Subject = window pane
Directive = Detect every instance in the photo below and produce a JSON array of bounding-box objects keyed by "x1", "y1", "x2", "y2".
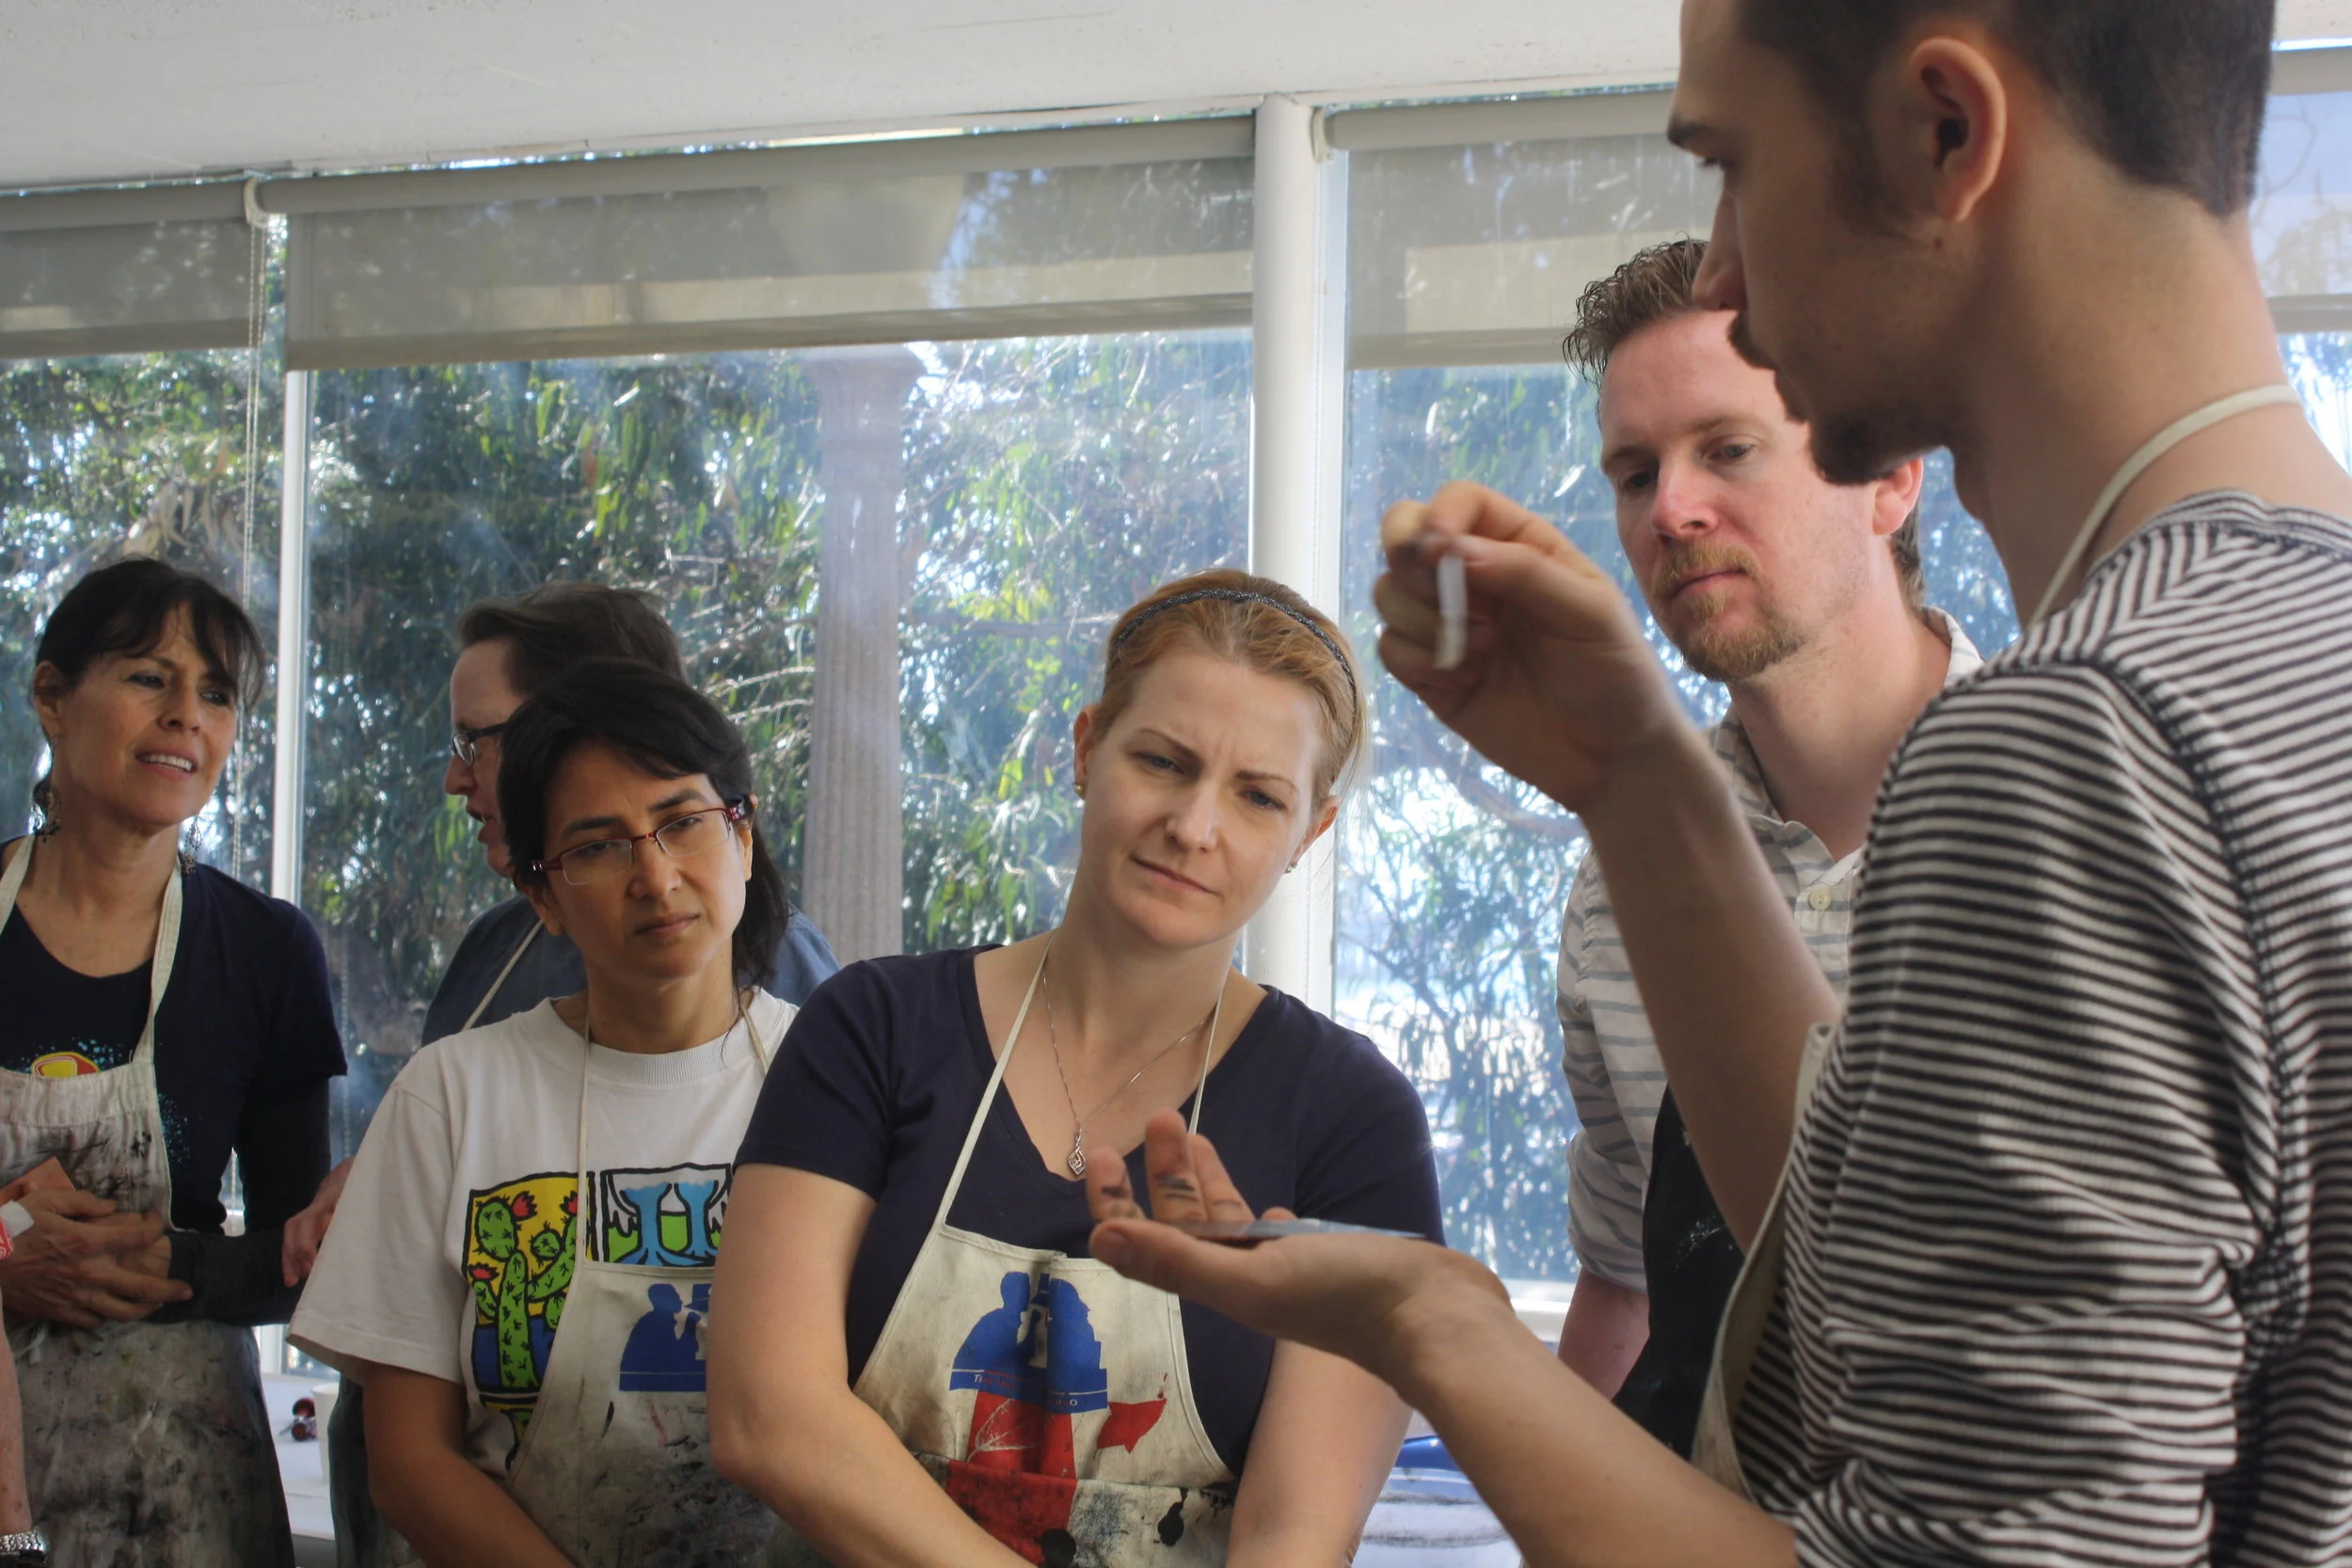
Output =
[
  {"x1": 304, "y1": 331, "x2": 1248, "y2": 1156},
  {"x1": 0, "y1": 349, "x2": 278, "y2": 881}
]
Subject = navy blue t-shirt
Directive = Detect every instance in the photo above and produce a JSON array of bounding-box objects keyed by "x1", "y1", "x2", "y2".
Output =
[
  {"x1": 0, "y1": 856, "x2": 345, "y2": 1233},
  {"x1": 736, "y1": 947, "x2": 1442, "y2": 1471}
]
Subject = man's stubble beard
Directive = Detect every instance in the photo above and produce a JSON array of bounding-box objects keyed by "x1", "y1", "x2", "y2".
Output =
[
  {"x1": 1674, "y1": 601, "x2": 1807, "y2": 683},
  {"x1": 1648, "y1": 541, "x2": 1809, "y2": 684},
  {"x1": 1727, "y1": 309, "x2": 1923, "y2": 488}
]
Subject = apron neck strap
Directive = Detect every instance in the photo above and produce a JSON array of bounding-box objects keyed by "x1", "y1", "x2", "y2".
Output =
[
  {"x1": 931, "y1": 940, "x2": 1053, "y2": 1232},
  {"x1": 0, "y1": 837, "x2": 183, "y2": 1069},
  {"x1": 2028, "y1": 385, "x2": 2302, "y2": 628},
  {"x1": 461, "y1": 922, "x2": 543, "y2": 1034},
  {"x1": 933, "y1": 939, "x2": 1229, "y2": 1235},
  {"x1": 1184, "y1": 980, "x2": 1223, "y2": 1139}
]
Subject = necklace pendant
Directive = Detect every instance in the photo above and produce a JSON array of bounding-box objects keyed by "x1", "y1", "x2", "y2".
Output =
[{"x1": 1067, "y1": 1139, "x2": 1089, "y2": 1180}]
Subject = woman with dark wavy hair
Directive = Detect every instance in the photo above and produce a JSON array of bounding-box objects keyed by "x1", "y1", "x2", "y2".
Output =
[
  {"x1": 294, "y1": 658, "x2": 794, "y2": 1568},
  {"x1": 0, "y1": 556, "x2": 344, "y2": 1566}
]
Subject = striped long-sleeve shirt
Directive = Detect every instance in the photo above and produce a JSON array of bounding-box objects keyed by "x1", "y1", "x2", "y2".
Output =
[{"x1": 1734, "y1": 494, "x2": 2352, "y2": 1565}]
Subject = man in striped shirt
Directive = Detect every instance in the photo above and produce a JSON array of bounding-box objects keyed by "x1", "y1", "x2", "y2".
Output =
[
  {"x1": 1549, "y1": 241, "x2": 1983, "y2": 1458},
  {"x1": 1084, "y1": 1, "x2": 2352, "y2": 1564}
]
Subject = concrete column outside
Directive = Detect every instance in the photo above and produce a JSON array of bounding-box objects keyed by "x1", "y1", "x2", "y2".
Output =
[{"x1": 800, "y1": 345, "x2": 925, "y2": 964}]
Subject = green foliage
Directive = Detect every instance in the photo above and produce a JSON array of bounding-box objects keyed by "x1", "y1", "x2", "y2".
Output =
[
  {"x1": 898, "y1": 333, "x2": 1249, "y2": 948},
  {"x1": 1, "y1": 333, "x2": 2025, "y2": 1290}
]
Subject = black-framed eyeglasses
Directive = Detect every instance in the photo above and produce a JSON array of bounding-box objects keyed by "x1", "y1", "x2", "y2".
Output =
[
  {"x1": 531, "y1": 800, "x2": 751, "y2": 887},
  {"x1": 450, "y1": 721, "x2": 509, "y2": 765}
]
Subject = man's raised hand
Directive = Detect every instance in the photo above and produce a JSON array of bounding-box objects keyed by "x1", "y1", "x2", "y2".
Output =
[{"x1": 1377, "y1": 481, "x2": 1688, "y2": 818}]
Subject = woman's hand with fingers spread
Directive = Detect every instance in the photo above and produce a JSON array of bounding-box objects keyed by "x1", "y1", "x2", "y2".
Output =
[
  {"x1": 1083, "y1": 1110, "x2": 1293, "y2": 1228},
  {"x1": 1085, "y1": 1111, "x2": 1510, "y2": 1390},
  {"x1": 1375, "y1": 481, "x2": 1692, "y2": 819}
]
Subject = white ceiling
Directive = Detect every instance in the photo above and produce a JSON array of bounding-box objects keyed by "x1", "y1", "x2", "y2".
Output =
[{"x1": 8, "y1": 0, "x2": 2352, "y2": 193}]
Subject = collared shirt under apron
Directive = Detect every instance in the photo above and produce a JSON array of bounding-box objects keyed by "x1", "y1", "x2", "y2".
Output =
[
  {"x1": 769, "y1": 947, "x2": 1236, "y2": 1568},
  {"x1": 0, "y1": 840, "x2": 294, "y2": 1568}
]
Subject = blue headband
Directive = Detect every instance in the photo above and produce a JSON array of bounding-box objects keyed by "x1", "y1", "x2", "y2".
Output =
[{"x1": 1107, "y1": 588, "x2": 1357, "y2": 698}]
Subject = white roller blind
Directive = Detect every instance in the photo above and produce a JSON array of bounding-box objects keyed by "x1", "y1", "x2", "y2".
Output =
[
  {"x1": 280, "y1": 119, "x2": 1255, "y2": 369},
  {"x1": 1334, "y1": 92, "x2": 1712, "y2": 369},
  {"x1": 1337, "y1": 61, "x2": 2352, "y2": 365},
  {"x1": 0, "y1": 184, "x2": 255, "y2": 361}
]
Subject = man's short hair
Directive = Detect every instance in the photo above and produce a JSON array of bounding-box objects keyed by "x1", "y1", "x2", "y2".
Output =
[
  {"x1": 1566, "y1": 239, "x2": 1926, "y2": 611},
  {"x1": 456, "y1": 581, "x2": 686, "y2": 701},
  {"x1": 1739, "y1": 0, "x2": 2274, "y2": 219},
  {"x1": 1563, "y1": 238, "x2": 1710, "y2": 386}
]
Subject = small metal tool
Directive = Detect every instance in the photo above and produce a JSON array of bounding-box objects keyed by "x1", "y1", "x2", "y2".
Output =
[
  {"x1": 1435, "y1": 552, "x2": 1469, "y2": 671},
  {"x1": 1168, "y1": 1217, "x2": 1424, "y2": 1247}
]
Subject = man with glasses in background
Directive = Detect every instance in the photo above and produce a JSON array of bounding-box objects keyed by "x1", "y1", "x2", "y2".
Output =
[{"x1": 284, "y1": 582, "x2": 837, "y2": 1568}]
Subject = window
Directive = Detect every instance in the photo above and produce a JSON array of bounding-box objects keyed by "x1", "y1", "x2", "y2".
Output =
[
  {"x1": 304, "y1": 331, "x2": 1248, "y2": 1157},
  {"x1": 278, "y1": 123, "x2": 1258, "y2": 1152}
]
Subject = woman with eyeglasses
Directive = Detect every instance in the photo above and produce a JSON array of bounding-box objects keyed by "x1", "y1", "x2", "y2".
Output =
[
  {"x1": 293, "y1": 658, "x2": 796, "y2": 1568},
  {"x1": 707, "y1": 571, "x2": 1442, "y2": 1568}
]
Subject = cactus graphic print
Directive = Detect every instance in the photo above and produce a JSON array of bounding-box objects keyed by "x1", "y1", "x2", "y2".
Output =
[
  {"x1": 467, "y1": 1163, "x2": 735, "y2": 1453},
  {"x1": 289, "y1": 993, "x2": 794, "y2": 1483}
]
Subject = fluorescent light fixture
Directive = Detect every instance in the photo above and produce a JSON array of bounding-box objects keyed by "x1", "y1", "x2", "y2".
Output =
[{"x1": 2279, "y1": 37, "x2": 2352, "y2": 52}]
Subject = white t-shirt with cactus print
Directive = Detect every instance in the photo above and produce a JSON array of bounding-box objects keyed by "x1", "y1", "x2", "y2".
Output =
[{"x1": 292, "y1": 991, "x2": 792, "y2": 1476}]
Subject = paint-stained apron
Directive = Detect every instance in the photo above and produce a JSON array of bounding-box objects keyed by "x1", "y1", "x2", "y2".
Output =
[
  {"x1": 0, "y1": 841, "x2": 294, "y2": 1568},
  {"x1": 769, "y1": 948, "x2": 1235, "y2": 1568},
  {"x1": 385, "y1": 1002, "x2": 780, "y2": 1567}
]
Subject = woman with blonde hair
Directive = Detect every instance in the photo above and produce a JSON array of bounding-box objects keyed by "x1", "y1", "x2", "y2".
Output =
[{"x1": 709, "y1": 569, "x2": 1441, "y2": 1567}]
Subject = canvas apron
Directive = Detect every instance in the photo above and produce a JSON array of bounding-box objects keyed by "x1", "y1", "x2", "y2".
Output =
[
  {"x1": 770, "y1": 950, "x2": 1235, "y2": 1568},
  {"x1": 0, "y1": 841, "x2": 294, "y2": 1568},
  {"x1": 389, "y1": 1000, "x2": 780, "y2": 1566}
]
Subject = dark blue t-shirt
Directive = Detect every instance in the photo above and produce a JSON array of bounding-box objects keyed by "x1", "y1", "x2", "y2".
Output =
[
  {"x1": 736, "y1": 947, "x2": 1442, "y2": 1471},
  {"x1": 0, "y1": 857, "x2": 345, "y2": 1233}
]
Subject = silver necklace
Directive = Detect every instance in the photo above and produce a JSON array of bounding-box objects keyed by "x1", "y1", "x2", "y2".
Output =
[{"x1": 1040, "y1": 970, "x2": 1218, "y2": 1179}]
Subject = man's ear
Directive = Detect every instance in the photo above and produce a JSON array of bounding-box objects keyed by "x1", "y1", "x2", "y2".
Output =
[
  {"x1": 1885, "y1": 32, "x2": 2010, "y2": 227},
  {"x1": 520, "y1": 877, "x2": 566, "y2": 940},
  {"x1": 1873, "y1": 456, "x2": 1929, "y2": 538}
]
